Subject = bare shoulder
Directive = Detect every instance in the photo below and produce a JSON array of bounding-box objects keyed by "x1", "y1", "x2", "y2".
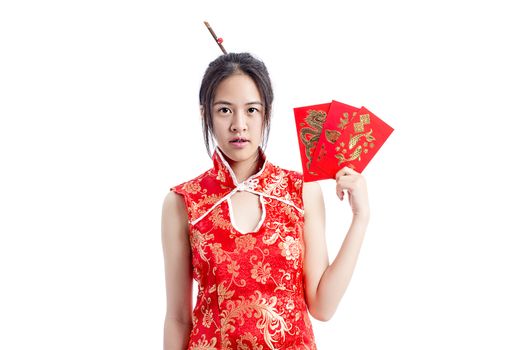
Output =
[
  {"x1": 163, "y1": 190, "x2": 187, "y2": 214},
  {"x1": 161, "y1": 191, "x2": 189, "y2": 239},
  {"x1": 302, "y1": 181, "x2": 324, "y2": 209}
]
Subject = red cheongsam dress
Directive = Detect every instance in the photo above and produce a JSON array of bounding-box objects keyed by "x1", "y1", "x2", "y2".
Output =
[{"x1": 171, "y1": 148, "x2": 317, "y2": 350}]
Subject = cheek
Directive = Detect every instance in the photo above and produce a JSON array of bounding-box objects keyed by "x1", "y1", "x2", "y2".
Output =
[
  {"x1": 211, "y1": 117, "x2": 227, "y2": 132},
  {"x1": 252, "y1": 116, "x2": 264, "y2": 133},
  {"x1": 210, "y1": 120, "x2": 225, "y2": 140}
]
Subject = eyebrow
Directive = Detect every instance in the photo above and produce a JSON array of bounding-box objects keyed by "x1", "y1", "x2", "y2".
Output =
[{"x1": 213, "y1": 101, "x2": 263, "y2": 106}]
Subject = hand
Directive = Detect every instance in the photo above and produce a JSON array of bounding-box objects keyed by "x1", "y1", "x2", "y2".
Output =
[{"x1": 335, "y1": 167, "x2": 370, "y2": 217}]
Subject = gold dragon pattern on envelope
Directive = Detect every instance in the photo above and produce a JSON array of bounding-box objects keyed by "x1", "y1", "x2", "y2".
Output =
[{"x1": 171, "y1": 148, "x2": 317, "y2": 350}]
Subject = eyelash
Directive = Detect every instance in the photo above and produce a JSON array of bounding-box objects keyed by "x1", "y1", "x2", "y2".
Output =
[
  {"x1": 217, "y1": 107, "x2": 259, "y2": 114},
  {"x1": 218, "y1": 107, "x2": 231, "y2": 114}
]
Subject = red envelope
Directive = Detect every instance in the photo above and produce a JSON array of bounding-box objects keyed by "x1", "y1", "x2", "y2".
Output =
[
  {"x1": 309, "y1": 100, "x2": 359, "y2": 178},
  {"x1": 293, "y1": 102, "x2": 332, "y2": 182},
  {"x1": 310, "y1": 101, "x2": 394, "y2": 176}
]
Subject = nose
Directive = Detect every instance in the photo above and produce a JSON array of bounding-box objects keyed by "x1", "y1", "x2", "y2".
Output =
[{"x1": 230, "y1": 111, "x2": 247, "y2": 133}]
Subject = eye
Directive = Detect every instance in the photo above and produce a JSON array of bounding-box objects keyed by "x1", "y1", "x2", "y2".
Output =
[
  {"x1": 217, "y1": 107, "x2": 231, "y2": 114},
  {"x1": 247, "y1": 107, "x2": 259, "y2": 114}
]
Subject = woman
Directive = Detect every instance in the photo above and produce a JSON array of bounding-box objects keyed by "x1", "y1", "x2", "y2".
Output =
[{"x1": 162, "y1": 52, "x2": 369, "y2": 349}]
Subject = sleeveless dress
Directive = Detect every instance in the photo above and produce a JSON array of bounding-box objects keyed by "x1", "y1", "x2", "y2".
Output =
[{"x1": 171, "y1": 148, "x2": 317, "y2": 350}]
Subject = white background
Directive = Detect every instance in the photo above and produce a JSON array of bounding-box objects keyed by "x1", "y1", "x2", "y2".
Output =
[{"x1": 1, "y1": 0, "x2": 523, "y2": 349}]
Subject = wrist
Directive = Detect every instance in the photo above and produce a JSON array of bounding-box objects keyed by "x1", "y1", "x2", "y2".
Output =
[{"x1": 352, "y1": 210, "x2": 370, "y2": 223}]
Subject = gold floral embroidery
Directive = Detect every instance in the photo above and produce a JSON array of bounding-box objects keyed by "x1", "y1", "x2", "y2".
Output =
[
  {"x1": 227, "y1": 260, "x2": 240, "y2": 278},
  {"x1": 190, "y1": 228, "x2": 214, "y2": 263},
  {"x1": 217, "y1": 281, "x2": 235, "y2": 306},
  {"x1": 237, "y1": 332, "x2": 264, "y2": 350},
  {"x1": 294, "y1": 311, "x2": 301, "y2": 322},
  {"x1": 202, "y1": 309, "x2": 213, "y2": 328},
  {"x1": 209, "y1": 207, "x2": 230, "y2": 230},
  {"x1": 251, "y1": 261, "x2": 271, "y2": 284},
  {"x1": 264, "y1": 220, "x2": 293, "y2": 240},
  {"x1": 210, "y1": 243, "x2": 227, "y2": 264},
  {"x1": 183, "y1": 180, "x2": 203, "y2": 195},
  {"x1": 220, "y1": 291, "x2": 289, "y2": 350},
  {"x1": 216, "y1": 169, "x2": 226, "y2": 182},
  {"x1": 279, "y1": 236, "x2": 300, "y2": 261},
  {"x1": 273, "y1": 269, "x2": 294, "y2": 293},
  {"x1": 286, "y1": 299, "x2": 295, "y2": 311},
  {"x1": 279, "y1": 203, "x2": 300, "y2": 223},
  {"x1": 234, "y1": 235, "x2": 256, "y2": 253},
  {"x1": 189, "y1": 193, "x2": 223, "y2": 222},
  {"x1": 262, "y1": 171, "x2": 289, "y2": 198},
  {"x1": 189, "y1": 335, "x2": 217, "y2": 350},
  {"x1": 262, "y1": 231, "x2": 279, "y2": 245},
  {"x1": 292, "y1": 177, "x2": 303, "y2": 192}
]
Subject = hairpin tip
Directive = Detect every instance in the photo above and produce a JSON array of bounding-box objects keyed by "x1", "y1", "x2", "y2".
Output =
[{"x1": 203, "y1": 21, "x2": 227, "y2": 55}]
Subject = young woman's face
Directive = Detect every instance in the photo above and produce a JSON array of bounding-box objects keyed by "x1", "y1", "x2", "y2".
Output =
[{"x1": 211, "y1": 73, "x2": 264, "y2": 163}]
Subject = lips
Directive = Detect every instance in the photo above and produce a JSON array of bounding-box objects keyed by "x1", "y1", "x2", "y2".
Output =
[
  {"x1": 229, "y1": 137, "x2": 249, "y2": 143},
  {"x1": 229, "y1": 137, "x2": 250, "y2": 149}
]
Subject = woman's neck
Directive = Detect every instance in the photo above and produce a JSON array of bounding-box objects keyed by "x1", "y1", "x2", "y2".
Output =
[{"x1": 228, "y1": 152, "x2": 262, "y2": 183}]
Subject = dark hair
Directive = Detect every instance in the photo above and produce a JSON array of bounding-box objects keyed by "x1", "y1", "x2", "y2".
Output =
[{"x1": 199, "y1": 52, "x2": 274, "y2": 156}]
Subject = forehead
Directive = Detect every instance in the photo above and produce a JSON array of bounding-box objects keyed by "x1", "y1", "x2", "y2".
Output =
[{"x1": 213, "y1": 73, "x2": 262, "y2": 103}]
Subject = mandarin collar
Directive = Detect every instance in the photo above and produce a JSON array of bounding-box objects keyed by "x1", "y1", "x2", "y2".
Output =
[{"x1": 212, "y1": 147, "x2": 270, "y2": 190}]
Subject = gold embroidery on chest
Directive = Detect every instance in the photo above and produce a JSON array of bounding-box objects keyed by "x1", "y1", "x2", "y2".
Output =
[
  {"x1": 262, "y1": 171, "x2": 289, "y2": 197},
  {"x1": 234, "y1": 235, "x2": 256, "y2": 253},
  {"x1": 190, "y1": 193, "x2": 223, "y2": 221},
  {"x1": 209, "y1": 207, "x2": 230, "y2": 230}
]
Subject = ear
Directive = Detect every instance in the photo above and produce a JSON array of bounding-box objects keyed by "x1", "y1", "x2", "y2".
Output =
[{"x1": 199, "y1": 105, "x2": 205, "y2": 119}]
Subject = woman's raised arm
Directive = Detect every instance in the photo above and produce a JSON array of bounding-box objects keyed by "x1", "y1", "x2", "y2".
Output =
[{"x1": 302, "y1": 167, "x2": 370, "y2": 321}]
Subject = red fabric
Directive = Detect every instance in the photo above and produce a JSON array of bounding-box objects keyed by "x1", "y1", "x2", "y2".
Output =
[{"x1": 171, "y1": 148, "x2": 317, "y2": 350}]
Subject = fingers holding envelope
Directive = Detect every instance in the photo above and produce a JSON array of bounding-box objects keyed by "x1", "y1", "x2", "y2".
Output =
[{"x1": 335, "y1": 167, "x2": 370, "y2": 217}]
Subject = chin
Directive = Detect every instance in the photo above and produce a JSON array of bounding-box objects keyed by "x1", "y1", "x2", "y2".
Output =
[{"x1": 218, "y1": 144, "x2": 259, "y2": 163}]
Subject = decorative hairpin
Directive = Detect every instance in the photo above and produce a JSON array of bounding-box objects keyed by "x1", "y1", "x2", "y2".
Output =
[{"x1": 204, "y1": 21, "x2": 227, "y2": 54}]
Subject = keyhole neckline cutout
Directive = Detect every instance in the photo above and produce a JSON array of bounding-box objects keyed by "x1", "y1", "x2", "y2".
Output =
[{"x1": 227, "y1": 194, "x2": 266, "y2": 235}]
